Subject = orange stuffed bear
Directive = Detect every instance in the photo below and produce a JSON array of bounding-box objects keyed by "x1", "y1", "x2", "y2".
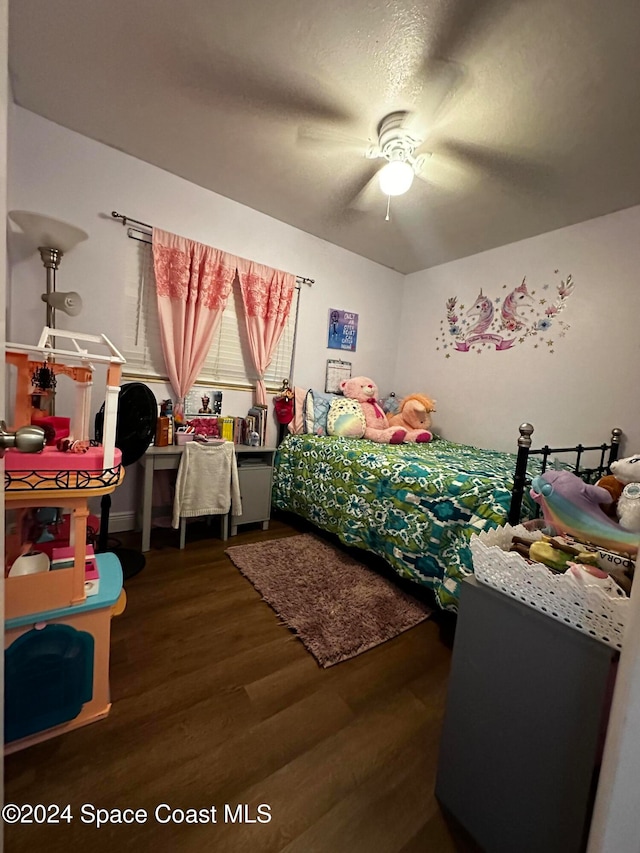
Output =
[{"x1": 388, "y1": 394, "x2": 436, "y2": 442}]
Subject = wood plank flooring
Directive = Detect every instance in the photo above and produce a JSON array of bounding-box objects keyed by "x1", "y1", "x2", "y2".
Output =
[{"x1": 4, "y1": 517, "x2": 481, "y2": 853}]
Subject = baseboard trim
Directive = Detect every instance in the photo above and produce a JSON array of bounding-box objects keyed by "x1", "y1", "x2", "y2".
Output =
[{"x1": 110, "y1": 511, "x2": 137, "y2": 533}]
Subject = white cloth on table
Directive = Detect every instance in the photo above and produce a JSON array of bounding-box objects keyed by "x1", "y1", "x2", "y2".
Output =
[{"x1": 172, "y1": 441, "x2": 242, "y2": 529}]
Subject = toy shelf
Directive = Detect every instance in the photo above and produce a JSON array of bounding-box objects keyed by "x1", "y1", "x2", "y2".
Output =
[{"x1": 5, "y1": 478, "x2": 123, "y2": 621}]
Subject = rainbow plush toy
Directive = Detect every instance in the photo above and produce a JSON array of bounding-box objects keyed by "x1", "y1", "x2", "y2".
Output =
[{"x1": 530, "y1": 470, "x2": 640, "y2": 555}]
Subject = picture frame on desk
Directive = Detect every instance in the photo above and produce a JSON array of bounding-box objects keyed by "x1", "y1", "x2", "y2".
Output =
[{"x1": 184, "y1": 388, "x2": 222, "y2": 416}]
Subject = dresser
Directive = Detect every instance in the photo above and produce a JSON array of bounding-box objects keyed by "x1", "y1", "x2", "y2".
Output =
[{"x1": 435, "y1": 576, "x2": 618, "y2": 853}]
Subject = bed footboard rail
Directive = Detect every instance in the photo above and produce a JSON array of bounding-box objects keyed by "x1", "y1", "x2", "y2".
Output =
[{"x1": 508, "y1": 425, "x2": 622, "y2": 525}]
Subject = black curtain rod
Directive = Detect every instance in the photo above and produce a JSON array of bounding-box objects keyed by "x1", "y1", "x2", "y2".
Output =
[{"x1": 111, "y1": 211, "x2": 315, "y2": 286}]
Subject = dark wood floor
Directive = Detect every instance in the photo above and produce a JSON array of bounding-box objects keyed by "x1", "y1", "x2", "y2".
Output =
[{"x1": 5, "y1": 517, "x2": 481, "y2": 853}]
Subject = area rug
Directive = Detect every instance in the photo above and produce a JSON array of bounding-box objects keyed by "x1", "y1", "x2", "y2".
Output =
[{"x1": 225, "y1": 533, "x2": 432, "y2": 667}]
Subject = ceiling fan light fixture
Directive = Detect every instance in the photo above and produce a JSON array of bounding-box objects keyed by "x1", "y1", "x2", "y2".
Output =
[{"x1": 378, "y1": 160, "x2": 415, "y2": 196}]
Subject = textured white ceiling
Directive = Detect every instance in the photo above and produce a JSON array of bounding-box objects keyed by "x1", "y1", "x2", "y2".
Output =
[{"x1": 8, "y1": 0, "x2": 640, "y2": 273}]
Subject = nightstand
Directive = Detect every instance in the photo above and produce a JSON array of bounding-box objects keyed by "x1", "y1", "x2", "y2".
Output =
[{"x1": 231, "y1": 446, "x2": 277, "y2": 535}]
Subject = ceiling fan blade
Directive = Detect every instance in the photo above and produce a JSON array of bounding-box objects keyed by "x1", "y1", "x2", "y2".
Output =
[
  {"x1": 414, "y1": 153, "x2": 472, "y2": 193},
  {"x1": 407, "y1": 1, "x2": 525, "y2": 135},
  {"x1": 425, "y1": 0, "x2": 516, "y2": 64},
  {"x1": 340, "y1": 163, "x2": 384, "y2": 213},
  {"x1": 407, "y1": 59, "x2": 469, "y2": 133},
  {"x1": 296, "y1": 125, "x2": 372, "y2": 154},
  {"x1": 435, "y1": 140, "x2": 552, "y2": 193},
  {"x1": 176, "y1": 51, "x2": 351, "y2": 123}
]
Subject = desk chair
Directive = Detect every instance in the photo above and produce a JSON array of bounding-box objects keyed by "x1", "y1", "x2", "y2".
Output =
[{"x1": 172, "y1": 441, "x2": 242, "y2": 549}]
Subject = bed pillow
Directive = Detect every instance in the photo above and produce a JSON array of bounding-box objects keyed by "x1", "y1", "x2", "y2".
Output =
[
  {"x1": 303, "y1": 390, "x2": 337, "y2": 435},
  {"x1": 287, "y1": 386, "x2": 309, "y2": 435},
  {"x1": 327, "y1": 397, "x2": 366, "y2": 438}
]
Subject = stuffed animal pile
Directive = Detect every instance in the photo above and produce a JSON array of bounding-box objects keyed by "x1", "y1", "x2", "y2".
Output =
[
  {"x1": 597, "y1": 455, "x2": 640, "y2": 532},
  {"x1": 339, "y1": 377, "x2": 432, "y2": 444}
]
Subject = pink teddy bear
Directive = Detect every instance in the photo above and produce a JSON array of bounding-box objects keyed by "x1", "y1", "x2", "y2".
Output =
[{"x1": 340, "y1": 376, "x2": 431, "y2": 444}]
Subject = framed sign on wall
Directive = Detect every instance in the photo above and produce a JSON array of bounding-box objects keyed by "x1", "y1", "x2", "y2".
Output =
[{"x1": 328, "y1": 309, "x2": 358, "y2": 352}]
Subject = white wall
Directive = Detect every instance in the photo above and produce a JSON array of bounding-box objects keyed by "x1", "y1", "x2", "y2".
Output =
[
  {"x1": 7, "y1": 106, "x2": 403, "y2": 520},
  {"x1": 395, "y1": 205, "x2": 640, "y2": 456}
]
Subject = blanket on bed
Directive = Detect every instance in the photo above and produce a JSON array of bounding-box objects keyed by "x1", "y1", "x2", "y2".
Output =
[{"x1": 272, "y1": 434, "x2": 538, "y2": 610}]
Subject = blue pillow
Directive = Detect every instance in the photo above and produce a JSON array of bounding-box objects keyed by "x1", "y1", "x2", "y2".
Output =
[{"x1": 303, "y1": 390, "x2": 337, "y2": 435}]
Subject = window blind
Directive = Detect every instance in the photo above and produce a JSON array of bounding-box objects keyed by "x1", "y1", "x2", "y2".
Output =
[{"x1": 122, "y1": 240, "x2": 299, "y2": 390}]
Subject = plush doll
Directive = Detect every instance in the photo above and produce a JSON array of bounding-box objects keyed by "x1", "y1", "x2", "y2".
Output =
[
  {"x1": 388, "y1": 394, "x2": 436, "y2": 442},
  {"x1": 340, "y1": 376, "x2": 407, "y2": 444},
  {"x1": 601, "y1": 455, "x2": 640, "y2": 532}
]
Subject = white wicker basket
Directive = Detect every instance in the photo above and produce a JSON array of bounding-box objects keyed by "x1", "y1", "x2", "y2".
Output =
[{"x1": 471, "y1": 524, "x2": 630, "y2": 650}]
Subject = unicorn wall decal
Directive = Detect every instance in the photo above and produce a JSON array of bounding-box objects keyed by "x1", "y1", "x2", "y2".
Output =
[
  {"x1": 466, "y1": 290, "x2": 494, "y2": 336},
  {"x1": 439, "y1": 271, "x2": 576, "y2": 355},
  {"x1": 501, "y1": 278, "x2": 534, "y2": 332}
]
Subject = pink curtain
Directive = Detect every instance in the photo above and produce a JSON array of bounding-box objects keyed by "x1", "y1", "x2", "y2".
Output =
[
  {"x1": 152, "y1": 228, "x2": 236, "y2": 400},
  {"x1": 236, "y1": 259, "x2": 296, "y2": 405}
]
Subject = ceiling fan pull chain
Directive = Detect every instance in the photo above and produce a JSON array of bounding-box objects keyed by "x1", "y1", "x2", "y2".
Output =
[{"x1": 385, "y1": 195, "x2": 391, "y2": 222}]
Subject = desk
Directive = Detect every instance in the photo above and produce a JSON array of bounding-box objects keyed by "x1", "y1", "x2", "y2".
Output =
[{"x1": 138, "y1": 443, "x2": 276, "y2": 551}]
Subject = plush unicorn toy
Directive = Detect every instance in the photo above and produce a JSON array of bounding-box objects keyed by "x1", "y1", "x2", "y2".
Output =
[{"x1": 530, "y1": 470, "x2": 640, "y2": 554}]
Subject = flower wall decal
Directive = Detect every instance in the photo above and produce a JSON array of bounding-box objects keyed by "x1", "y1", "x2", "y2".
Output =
[{"x1": 436, "y1": 272, "x2": 574, "y2": 355}]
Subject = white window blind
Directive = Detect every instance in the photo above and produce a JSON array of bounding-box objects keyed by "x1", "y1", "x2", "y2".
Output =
[{"x1": 122, "y1": 240, "x2": 299, "y2": 390}]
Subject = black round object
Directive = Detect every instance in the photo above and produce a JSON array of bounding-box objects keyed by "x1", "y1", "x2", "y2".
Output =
[
  {"x1": 95, "y1": 382, "x2": 157, "y2": 466},
  {"x1": 95, "y1": 382, "x2": 157, "y2": 579}
]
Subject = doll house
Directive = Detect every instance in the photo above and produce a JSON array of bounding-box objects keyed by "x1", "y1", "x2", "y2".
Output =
[{"x1": 4, "y1": 327, "x2": 126, "y2": 752}]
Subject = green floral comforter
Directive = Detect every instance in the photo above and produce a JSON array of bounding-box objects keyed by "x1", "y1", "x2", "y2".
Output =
[{"x1": 272, "y1": 434, "x2": 537, "y2": 611}]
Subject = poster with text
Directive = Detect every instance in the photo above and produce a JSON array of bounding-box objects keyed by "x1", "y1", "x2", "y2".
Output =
[{"x1": 328, "y1": 309, "x2": 358, "y2": 352}]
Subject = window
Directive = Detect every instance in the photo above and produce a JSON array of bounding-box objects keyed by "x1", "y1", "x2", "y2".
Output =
[{"x1": 122, "y1": 240, "x2": 299, "y2": 390}]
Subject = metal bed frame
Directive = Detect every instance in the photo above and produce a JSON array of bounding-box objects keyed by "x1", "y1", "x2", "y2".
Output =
[{"x1": 508, "y1": 423, "x2": 623, "y2": 525}]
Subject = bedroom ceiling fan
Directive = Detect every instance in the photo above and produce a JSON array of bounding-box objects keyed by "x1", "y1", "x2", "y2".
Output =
[
  {"x1": 306, "y1": 104, "x2": 467, "y2": 221},
  {"x1": 361, "y1": 110, "x2": 435, "y2": 218}
]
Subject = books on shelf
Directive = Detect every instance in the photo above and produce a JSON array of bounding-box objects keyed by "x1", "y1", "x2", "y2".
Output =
[
  {"x1": 247, "y1": 405, "x2": 268, "y2": 446},
  {"x1": 51, "y1": 545, "x2": 100, "y2": 597}
]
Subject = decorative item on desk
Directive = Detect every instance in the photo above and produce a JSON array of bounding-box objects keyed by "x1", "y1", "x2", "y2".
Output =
[
  {"x1": 176, "y1": 426, "x2": 195, "y2": 446},
  {"x1": 184, "y1": 387, "x2": 222, "y2": 416},
  {"x1": 187, "y1": 417, "x2": 220, "y2": 439},
  {"x1": 155, "y1": 415, "x2": 171, "y2": 447}
]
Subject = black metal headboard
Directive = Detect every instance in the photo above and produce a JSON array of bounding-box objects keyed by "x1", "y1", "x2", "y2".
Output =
[{"x1": 508, "y1": 423, "x2": 623, "y2": 525}]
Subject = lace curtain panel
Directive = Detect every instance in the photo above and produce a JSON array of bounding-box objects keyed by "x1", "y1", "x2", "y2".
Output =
[
  {"x1": 152, "y1": 227, "x2": 236, "y2": 399},
  {"x1": 236, "y1": 259, "x2": 296, "y2": 405},
  {"x1": 153, "y1": 227, "x2": 296, "y2": 404}
]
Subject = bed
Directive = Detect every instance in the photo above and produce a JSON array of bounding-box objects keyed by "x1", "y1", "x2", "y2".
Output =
[{"x1": 271, "y1": 424, "x2": 622, "y2": 611}]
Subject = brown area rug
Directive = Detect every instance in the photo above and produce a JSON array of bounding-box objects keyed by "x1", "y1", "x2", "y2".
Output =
[{"x1": 225, "y1": 533, "x2": 432, "y2": 667}]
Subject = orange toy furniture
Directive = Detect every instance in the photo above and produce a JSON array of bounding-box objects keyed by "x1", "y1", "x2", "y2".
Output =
[{"x1": 4, "y1": 327, "x2": 127, "y2": 752}]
